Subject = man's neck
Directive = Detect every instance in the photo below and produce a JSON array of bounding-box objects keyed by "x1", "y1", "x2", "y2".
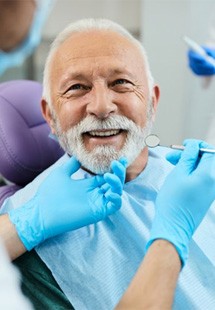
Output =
[{"x1": 125, "y1": 147, "x2": 148, "y2": 182}]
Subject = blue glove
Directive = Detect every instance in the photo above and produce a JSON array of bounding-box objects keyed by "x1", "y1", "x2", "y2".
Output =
[
  {"x1": 188, "y1": 47, "x2": 215, "y2": 75},
  {"x1": 9, "y1": 156, "x2": 127, "y2": 251},
  {"x1": 146, "y1": 139, "x2": 215, "y2": 266}
]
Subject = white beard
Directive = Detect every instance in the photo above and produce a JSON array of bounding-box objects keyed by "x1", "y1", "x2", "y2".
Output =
[{"x1": 53, "y1": 108, "x2": 153, "y2": 174}]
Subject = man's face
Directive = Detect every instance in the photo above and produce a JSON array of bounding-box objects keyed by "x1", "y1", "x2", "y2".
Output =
[{"x1": 43, "y1": 30, "x2": 159, "y2": 174}]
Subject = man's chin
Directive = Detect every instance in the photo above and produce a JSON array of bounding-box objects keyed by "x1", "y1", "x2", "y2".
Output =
[
  {"x1": 72, "y1": 145, "x2": 121, "y2": 175},
  {"x1": 78, "y1": 156, "x2": 114, "y2": 175},
  {"x1": 80, "y1": 165, "x2": 109, "y2": 175}
]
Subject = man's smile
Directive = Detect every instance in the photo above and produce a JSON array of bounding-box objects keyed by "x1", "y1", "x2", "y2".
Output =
[
  {"x1": 82, "y1": 129, "x2": 127, "y2": 149},
  {"x1": 84, "y1": 129, "x2": 123, "y2": 137}
]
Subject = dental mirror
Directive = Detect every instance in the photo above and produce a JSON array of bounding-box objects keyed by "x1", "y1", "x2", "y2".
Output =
[
  {"x1": 145, "y1": 134, "x2": 215, "y2": 154},
  {"x1": 145, "y1": 134, "x2": 160, "y2": 148}
]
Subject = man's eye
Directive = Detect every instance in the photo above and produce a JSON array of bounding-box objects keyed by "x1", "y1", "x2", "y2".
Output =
[
  {"x1": 63, "y1": 84, "x2": 91, "y2": 98},
  {"x1": 68, "y1": 84, "x2": 90, "y2": 91},
  {"x1": 71, "y1": 84, "x2": 82, "y2": 90},
  {"x1": 112, "y1": 79, "x2": 129, "y2": 86},
  {"x1": 110, "y1": 79, "x2": 134, "y2": 92}
]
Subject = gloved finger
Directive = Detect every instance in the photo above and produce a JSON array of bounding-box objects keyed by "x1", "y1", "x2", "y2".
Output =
[
  {"x1": 194, "y1": 141, "x2": 215, "y2": 174},
  {"x1": 199, "y1": 141, "x2": 215, "y2": 160},
  {"x1": 105, "y1": 194, "x2": 122, "y2": 214},
  {"x1": 189, "y1": 61, "x2": 210, "y2": 74},
  {"x1": 166, "y1": 139, "x2": 203, "y2": 165},
  {"x1": 199, "y1": 141, "x2": 215, "y2": 150},
  {"x1": 188, "y1": 50, "x2": 204, "y2": 62},
  {"x1": 100, "y1": 183, "x2": 110, "y2": 193},
  {"x1": 76, "y1": 174, "x2": 105, "y2": 189},
  {"x1": 91, "y1": 175, "x2": 106, "y2": 187},
  {"x1": 195, "y1": 141, "x2": 214, "y2": 160},
  {"x1": 189, "y1": 55, "x2": 215, "y2": 75},
  {"x1": 166, "y1": 150, "x2": 182, "y2": 165},
  {"x1": 176, "y1": 139, "x2": 201, "y2": 174},
  {"x1": 189, "y1": 64, "x2": 207, "y2": 76},
  {"x1": 110, "y1": 158, "x2": 127, "y2": 185},
  {"x1": 184, "y1": 139, "x2": 214, "y2": 158},
  {"x1": 188, "y1": 50, "x2": 212, "y2": 75},
  {"x1": 104, "y1": 173, "x2": 123, "y2": 194},
  {"x1": 202, "y1": 46, "x2": 215, "y2": 58},
  {"x1": 194, "y1": 153, "x2": 215, "y2": 179},
  {"x1": 119, "y1": 157, "x2": 128, "y2": 168},
  {"x1": 183, "y1": 138, "x2": 204, "y2": 146},
  {"x1": 62, "y1": 156, "x2": 81, "y2": 176}
]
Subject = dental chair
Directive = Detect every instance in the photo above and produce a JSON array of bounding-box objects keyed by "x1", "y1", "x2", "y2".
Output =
[{"x1": 0, "y1": 80, "x2": 64, "y2": 208}]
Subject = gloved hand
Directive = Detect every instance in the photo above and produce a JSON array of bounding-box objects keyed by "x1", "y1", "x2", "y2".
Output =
[
  {"x1": 165, "y1": 139, "x2": 212, "y2": 165},
  {"x1": 146, "y1": 139, "x2": 215, "y2": 266},
  {"x1": 188, "y1": 47, "x2": 215, "y2": 75},
  {"x1": 9, "y1": 156, "x2": 127, "y2": 251}
]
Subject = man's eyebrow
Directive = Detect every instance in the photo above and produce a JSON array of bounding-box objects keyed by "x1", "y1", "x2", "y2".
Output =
[
  {"x1": 59, "y1": 68, "x2": 136, "y2": 88},
  {"x1": 61, "y1": 72, "x2": 87, "y2": 83},
  {"x1": 59, "y1": 72, "x2": 88, "y2": 90}
]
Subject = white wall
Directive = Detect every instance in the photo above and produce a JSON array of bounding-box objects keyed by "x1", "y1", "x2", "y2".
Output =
[
  {"x1": 142, "y1": 0, "x2": 215, "y2": 145},
  {"x1": 42, "y1": 0, "x2": 141, "y2": 39}
]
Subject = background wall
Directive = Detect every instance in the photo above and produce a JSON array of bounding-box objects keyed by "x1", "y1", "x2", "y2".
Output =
[
  {"x1": 142, "y1": 0, "x2": 215, "y2": 145},
  {"x1": 1, "y1": 0, "x2": 215, "y2": 146}
]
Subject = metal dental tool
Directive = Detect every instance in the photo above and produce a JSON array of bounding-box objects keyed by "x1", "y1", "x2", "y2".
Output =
[{"x1": 145, "y1": 134, "x2": 215, "y2": 154}]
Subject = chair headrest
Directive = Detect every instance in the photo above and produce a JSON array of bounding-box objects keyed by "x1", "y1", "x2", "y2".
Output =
[{"x1": 0, "y1": 80, "x2": 64, "y2": 186}]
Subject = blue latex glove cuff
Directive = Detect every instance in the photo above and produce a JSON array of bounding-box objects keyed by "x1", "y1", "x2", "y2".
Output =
[{"x1": 9, "y1": 198, "x2": 43, "y2": 251}]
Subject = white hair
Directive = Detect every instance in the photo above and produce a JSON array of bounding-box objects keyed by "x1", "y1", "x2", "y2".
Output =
[{"x1": 42, "y1": 18, "x2": 155, "y2": 106}]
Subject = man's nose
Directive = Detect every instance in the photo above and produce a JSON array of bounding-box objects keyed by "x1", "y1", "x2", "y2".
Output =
[{"x1": 86, "y1": 85, "x2": 117, "y2": 119}]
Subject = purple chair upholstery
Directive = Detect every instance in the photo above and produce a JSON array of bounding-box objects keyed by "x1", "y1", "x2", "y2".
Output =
[
  {"x1": 0, "y1": 80, "x2": 64, "y2": 207},
  {"x1": 0, "y1": 184, "x2": 21, "y2": 210}
]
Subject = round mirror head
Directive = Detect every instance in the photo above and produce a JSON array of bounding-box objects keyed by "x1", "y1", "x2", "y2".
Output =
[{"x1": 145, "y1": 134, "x2": 160, "y2": 148}]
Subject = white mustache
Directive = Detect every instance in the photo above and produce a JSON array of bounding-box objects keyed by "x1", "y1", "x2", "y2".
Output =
[{"x1": 75, "y1": 115, "x2": 138, "y2": 134}]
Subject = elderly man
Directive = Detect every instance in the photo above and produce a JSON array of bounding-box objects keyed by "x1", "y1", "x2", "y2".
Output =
[{"x1": 0, "y1": 18, "x2": 215, "y2": 310}]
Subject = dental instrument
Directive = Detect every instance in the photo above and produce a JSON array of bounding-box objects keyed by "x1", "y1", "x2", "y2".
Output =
[{"x1": 145, "y1": 134, "x2": 215, "y2": 154}]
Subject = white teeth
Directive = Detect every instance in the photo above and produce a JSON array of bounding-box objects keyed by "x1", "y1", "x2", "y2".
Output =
[{"x1": 88, "y1": 130, "x2": 120, "y2": 137}]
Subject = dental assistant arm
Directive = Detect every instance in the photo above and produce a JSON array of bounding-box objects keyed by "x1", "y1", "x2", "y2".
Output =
[
  {"x1": 0, "y1": 157, "x2": 126, "y2": 260},
  {"x1": 116, "y1": 239, "x2": 180, "y2": 310},
  {"x1": 116, "y1": 139, "x2": 215, "y2": 309},
  {"x1": 0, "y1": 214, "x2": 26, "y2": 261}
]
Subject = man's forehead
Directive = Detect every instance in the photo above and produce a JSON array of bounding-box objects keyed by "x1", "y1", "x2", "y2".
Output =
[
  {"x1": 51, "y1": 30, "x2": 146, "y2": 79},
  {"x1": 55, "y1": 29, "x2": 141, "y2": 59},
  {"x1": 47, "y1": 29, "x2": 150, "y2": 94},
  {"x1": 54, "y1": 54, "x2": 146, "y2": 88}
]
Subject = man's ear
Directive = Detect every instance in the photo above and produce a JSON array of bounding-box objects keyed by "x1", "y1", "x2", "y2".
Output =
[
  {"x1": 41, "y1": 98, "x2": 56, "y2": 134},
  {"x1": 151, "y1": 84, "x2": 160, "y2": 121}
]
